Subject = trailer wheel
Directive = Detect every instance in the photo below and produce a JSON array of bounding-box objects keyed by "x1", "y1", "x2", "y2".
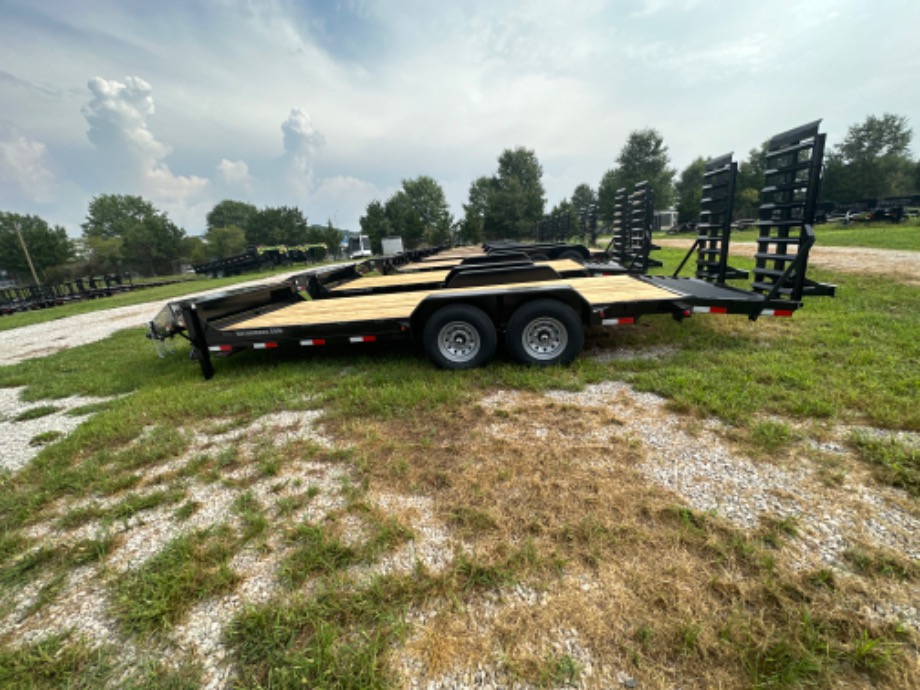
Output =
[
  {"x1": 506, "y1": 299, "x2": 584, "y2": 366},
  {"x1": 558, "y1": 250, "x2": 585, "y2": 264},
  {"x1": 423, "y1": 304, "x2": 497, "y2": 370}
]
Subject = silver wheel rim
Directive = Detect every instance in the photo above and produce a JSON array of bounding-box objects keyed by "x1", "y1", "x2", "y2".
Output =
[
  {"x1": 438, "y1": 321, "x2": 481, "y2": 363},
  {"x1": 521, "y1": 316, "x2": 567, "y2": 360}
]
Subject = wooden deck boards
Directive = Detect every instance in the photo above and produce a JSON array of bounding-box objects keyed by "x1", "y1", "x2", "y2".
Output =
[
  {"x1": 228, "y1": 276, "x2": 681, "y2": 331},
  {"x1": 331, "y1": 260, "x2": 585, "y2": 292}
]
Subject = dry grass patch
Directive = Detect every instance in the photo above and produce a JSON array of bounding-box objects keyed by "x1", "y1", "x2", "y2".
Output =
[{"x1": 330, "y1": 388, "x2": 919, "y2": 688}]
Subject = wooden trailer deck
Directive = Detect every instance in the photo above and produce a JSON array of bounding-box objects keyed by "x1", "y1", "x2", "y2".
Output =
[
  {"x1": 330, "y1": 259, "x2": 585, "y2": 292},
  {"x1": 228, "y1": 275, "x2": 683, "y2": 330}
]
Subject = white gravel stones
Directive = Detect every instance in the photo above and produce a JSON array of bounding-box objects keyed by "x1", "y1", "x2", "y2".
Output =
[
  {"x1": 485, "y1": 382, "x2": 920, "y2": 580},
  {"x1": 0, "y1": 386, "x2": 115, "y2": 472}
]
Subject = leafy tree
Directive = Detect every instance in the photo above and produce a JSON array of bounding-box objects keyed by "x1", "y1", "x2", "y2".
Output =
[
  {"x1": 484, "y1": 147, "x2": 545, "y2": 240},
  {"x1": 245, "y1": 206, "x2": 308, "y2": 246},
  {"x1": 822, "y1": 113, "x2": 914, "y2": 202},
  {"x1": 318, "y1": 221, "x2": 343, "y2": 257},
  {"x1": 359, "y1": 200, "x2": 391, "y2": 254},
  {"x1": 570, "y1": 183, "x2": 597, "y2": 220},
  {"x1": 598, "y1": 129, "x2": 676, "y2": 217},
  {"x1": 81, "y1": 194, "x2": 184, "y2": 276},
  {"x1": 206, "y1": 200, "x2": 258, "y2": 233},
  {"x1": 597, "y1": 168, "x2": 622, "y2": 225},
  {"x1": 182, "y1": 236, "x2": 209, "y2": 265},
  {"x1": 0, "y1": 212, "x2": 73, "y2": 283},
  {"x1": 401, "y1": 176, "x2": 452, "y2": 246},
  {"x1": 675, "y1": 157, "x2": 706, "y2": 222},
  {"x1": 205, "y1": 225, "x2": 247, "y2": 260},
  {"x1": 384, "y1": 192, "x2": 425, "y2": 249},
  {"x1": 735, "y1": 145, "x2": 768, "y2": 219},
  {"x1": 459, "y1": 176, "x2": 492, "y2": 244},
  {"x1": 79, "y1": 236, "x2": 123, "y2": 275}
]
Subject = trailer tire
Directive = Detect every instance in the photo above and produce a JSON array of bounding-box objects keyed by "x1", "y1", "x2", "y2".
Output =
[
  {"x1": 558, "y1": 250, "x2": 585, "y2": 264},
  {"x1": 423, "y1": 304, "x2": 497, "y2": 370},
  {"x1": 506, "y1": 299, "x2": 584, "y2": 366},
  {"x1": 531, "y1": 253, "x2": 550, "y2": 261}
]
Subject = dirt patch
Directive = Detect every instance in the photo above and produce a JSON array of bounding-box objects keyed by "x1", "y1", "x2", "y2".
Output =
[{"x1": 657, "y1": 239, "x2": 920, "y2": 286}]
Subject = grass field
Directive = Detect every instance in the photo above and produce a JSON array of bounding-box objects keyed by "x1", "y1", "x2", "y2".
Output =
[
  {"x1": 734, "y1": 220, "x2": 920, "y2": 251},
  {"x1": 0, "y1": 246, "x2": 917, "y2": 688}
]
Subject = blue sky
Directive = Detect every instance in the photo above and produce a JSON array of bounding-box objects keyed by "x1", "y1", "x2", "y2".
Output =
[{"x1": 1, "y1": 0, "x2": 917, "y2": 236}]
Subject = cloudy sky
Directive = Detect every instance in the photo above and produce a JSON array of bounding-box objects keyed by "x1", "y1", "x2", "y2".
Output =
[{"x1": 1, "y1": 0, "x2": 917, "y2": 237}]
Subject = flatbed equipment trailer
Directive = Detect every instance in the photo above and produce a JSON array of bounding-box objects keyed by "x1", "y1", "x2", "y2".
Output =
[
  {"x1": 149, "y1": 257, "x2": 813, "y2": 380},
  {"x1": 149, "y1": 120, "x2": 836, "y2": 379}
]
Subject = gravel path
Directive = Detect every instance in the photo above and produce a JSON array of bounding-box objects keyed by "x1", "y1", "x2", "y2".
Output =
[{"x1": 657, "y1": 240, "x2": 920, "y2": 285}]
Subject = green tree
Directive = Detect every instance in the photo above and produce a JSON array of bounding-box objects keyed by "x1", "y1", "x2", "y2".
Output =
[
  {"x1": 0, "y1": 212, "x2": 73, "y2": 283},
  {"x1": 206, "y1": 200, "x2": 258, "y2": 233},
  {"x1": 81, "y1": 195, "x2": 184, "y2": 276},
  {"x1": 246, "y1": 206, "x2": 308, "y2": 246},
  {"x1": 359, "y1": 200, "x2": 391, "y2": 254},
  {"x1": 182, "y1": 236, "x2": 209, "y2": 265},
  {"x1": 460, "y1": 176, "x2": 492, "y2": 244},
  {"x1": 597, "y1": 168, "x2": 623, "y2": 225},
  {"x1": 319, "y1": 221, "x2": 343, "y2": 257},
  {"x1": 384, "y1": 192, "x2": 425, "y2": 249},
  {"x1": 735, "y1": 145, "x2": 768, "y2": 219},
  {"x1": 823, "y1": 113, "x2": 914, "y2": 202},
  {"x1": 401, "y1": 176, "x2": 452, "y2": 246},
  {"x1": 598, "y1": 129, "x2": 676, "y2": 218},
  {"x1": 205, "y1": 225, "x2": 247, "y2": 260},
  {"x1": 571, "y1": 183, "x2": 597, "y2": 219},
  {"x1": 482, "y1": 147, "x2": 545, "y2": 240},
  {"x1": 675, "y1": 157, "x2": 707, "y2": 222}
]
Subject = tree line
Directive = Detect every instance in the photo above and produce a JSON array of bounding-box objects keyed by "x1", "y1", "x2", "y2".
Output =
[
  {"x1": 3, "y1": 113, "x2": 916, "y2": 285},
  {"x1": 0, "y1": 197, "x2": 348, "y2": 284},
  {"x1": 359, "y1": 112, "x2": 918, "y2": 251}
]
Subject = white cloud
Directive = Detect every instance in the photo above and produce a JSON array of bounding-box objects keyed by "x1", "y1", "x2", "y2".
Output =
[
  {"x1": 81, "y1": 75, "x2": 208, "y2": 204},
  {"x1": 0, "y1": 128, "x2": 55, "y2": 203},
  {"x1": 280, "y1": 107, "x2": 325, "y2": 200},
  {"x1": 216, "y1": 158, "x2": 254, "y2": 192},
  {"x1": 310, "y1": 174, "x2": 386, "y2": 228}
]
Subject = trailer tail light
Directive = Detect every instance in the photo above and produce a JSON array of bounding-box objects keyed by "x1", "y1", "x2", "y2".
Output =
[
  {"x1": 693, "y1": 306, "x2": 728, "y2": 314},
  {"x1": 602, "y1": 316, "x2": 635, "y2": 326},
  {"x1": 208, "y1": 345, "x2": 233, "y2": 353},
  {"x1": 300, "y1": 339, "x2": 327, "y2": 346},
  {"x1": 761, "y1": 309, "x2": 793, "y2": 317},
  {"x1": 253, "y1": 342, "x2": 278, "y2": 349},
  {"x1": 349, "y1": 335, "x2": 377, "y2": 343}
]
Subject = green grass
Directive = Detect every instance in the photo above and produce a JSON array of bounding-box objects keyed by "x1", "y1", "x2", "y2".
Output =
[
  {"x1": 111, "y1": 525, "x2": 239, "y2": 635},
  {"x1": 13, "y1": 404, "x2": 61, "y2": 421},
  {"x1": 690, "y1": 219, "x2": 919, "y2": 252},
  {"x1": 0, "y1": 243, "x2": 917, "y2": 688},
  {"x1": 808, "y1": 221, "x2": 920, "y2": 251}
]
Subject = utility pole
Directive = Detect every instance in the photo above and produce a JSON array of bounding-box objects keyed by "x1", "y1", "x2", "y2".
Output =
[{"x1": 13, "y1": 221, "x2": 41, "y2": 286}]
